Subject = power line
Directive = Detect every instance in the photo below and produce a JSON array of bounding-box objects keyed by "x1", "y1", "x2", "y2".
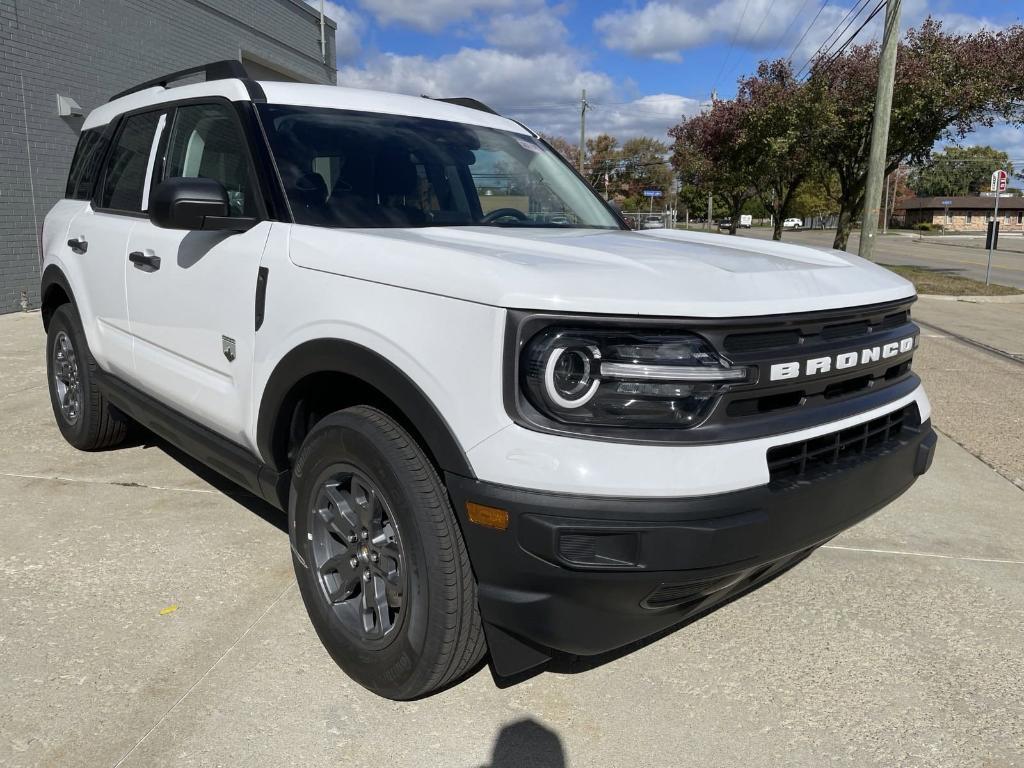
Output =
[
  {"x1": 786, "y1": 0, "x2": 832, "y2": 64},
  {"x1": 795, "y1": 0, "x2": 873, "y2": 78},
  {"x1": 712, "y1": 0, "x2": 756, "y2": 94},
  {"x1": 797, "y1": 0, "x2": 884, "y2": 79}
]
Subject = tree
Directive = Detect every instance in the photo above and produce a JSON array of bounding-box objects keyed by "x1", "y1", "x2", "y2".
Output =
[
  {"x1": 540, "y1": 134, "x2": 577, "y2": 165},
  {"x1": 584, "y1": 134, "x2": 620, "y2": 193},
  {"x1": 810, "y1": 19, "x2": 1024, "y2": 250},
  {"x1": 670, "y1": 99, "x2": 756, "y2": 235},
  {"x1": 617, "y1": 137, "x2": 672, "y2": 208},
  {"x1": 909, "y1": 146, "x2": 1015, "y2": 197},
  {"x1": 738, "y1": 60, "x2": 824, "y2": 240}
]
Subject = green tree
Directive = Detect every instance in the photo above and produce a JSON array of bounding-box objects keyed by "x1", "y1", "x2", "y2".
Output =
[
  {"x1": 909, "y1": 146, "x2": 1015, "y2": 196},
  {"x1": 738, "y1": 60, "x2": 825, "y2": 240},
  {"x1": 670, "y1": 98, "x2": 756, "y2": 235},
  {"x1": 810, "y1": 19, "x2": 1024, "y2": 250}
]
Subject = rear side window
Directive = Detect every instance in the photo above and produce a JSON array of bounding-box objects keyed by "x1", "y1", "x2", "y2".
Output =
[
  {"x1": 99, "y1": 111, "x2": 162, "y2": 213},
  {"x1": 65, "y1": 129, "x2": 110, "y2": 200}
]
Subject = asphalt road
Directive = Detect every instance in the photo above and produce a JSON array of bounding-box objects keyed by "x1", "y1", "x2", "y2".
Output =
[
  {"x1": 731, "y1": 227, "x2": 1024, "y2": 289},
  {"x1": 1, "y1": 310, "x2": 1022, "y2": 768}
]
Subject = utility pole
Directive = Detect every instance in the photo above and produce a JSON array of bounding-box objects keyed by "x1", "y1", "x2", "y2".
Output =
[
  {"x1": 858, "y1": 0, "x2": 902, "y2": 260},
  {"x1": 578, "y1": 89, "x2": 588, "y2": 174},
  {"x1": 706, "y1": 191, "x2": 713, "y2": 231}
]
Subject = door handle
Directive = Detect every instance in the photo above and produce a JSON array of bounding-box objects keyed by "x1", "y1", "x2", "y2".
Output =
[
  {"x1": 128, "y1": 251, "x2": 161, "y2": 271},
  {"x1": 67, "y1": 237, "x2": 88, "y2": 254}
]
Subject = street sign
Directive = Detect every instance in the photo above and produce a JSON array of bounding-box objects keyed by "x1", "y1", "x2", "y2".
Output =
[
  {"x1": 643, "y1": 190, "x2": 663, "y2": 198},
  {"x1": 991, "y1": 169, "x2": 1008, "y2": 192},
  {"x1": 981, "y1": 192, "x2": 1013, "y2": 198},
  {"x1": 941, "y1": 199, "x2": 953, "y2": 206},
  {"x1": 986, "y1": 169, "x2": 1008, "y2": 285}
]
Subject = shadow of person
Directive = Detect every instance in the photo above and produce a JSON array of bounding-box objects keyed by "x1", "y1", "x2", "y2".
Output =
[{"x1": 482, "y1": 719, "x2": 566, "y2": 768}]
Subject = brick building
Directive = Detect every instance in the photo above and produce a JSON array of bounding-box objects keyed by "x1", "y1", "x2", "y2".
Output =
[
  {"x1": 0, "y1": 0, "x2": 337, "y2": 314},
  {"x1": 894, "y1": 196, "x2": 1024, "y2": 233}
]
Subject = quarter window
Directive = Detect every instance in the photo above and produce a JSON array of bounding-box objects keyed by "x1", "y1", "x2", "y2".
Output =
[
  {"x1": 163, "y1": 104, "x2": 255, "y2": 217},
  {"x1": 66, "y1": 129, "x2": 111, "y2": 200},
  {"x1": 99, "y1": 111, "x2": 163, "y2": 212}
]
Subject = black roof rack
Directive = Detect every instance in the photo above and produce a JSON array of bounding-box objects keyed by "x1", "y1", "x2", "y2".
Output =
[
  {"x1": 109, "y1": 60, "x2": 264, "y2": 102},
  {"x1": 433, "y1": 97, "x2": 500, "y2": 116}
]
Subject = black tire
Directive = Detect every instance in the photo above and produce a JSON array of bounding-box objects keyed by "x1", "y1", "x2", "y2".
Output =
[
  {"x1": 289, "y1": 405, "x2": 486, "y2": 699},
  {"x1": 45, "y1": 304, "x2": 129, "y2": 451}
]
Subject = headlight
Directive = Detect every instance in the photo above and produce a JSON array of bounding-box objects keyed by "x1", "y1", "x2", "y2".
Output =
[{"x1": 521, "y1": 328, "x2": 749, "y2": 429}]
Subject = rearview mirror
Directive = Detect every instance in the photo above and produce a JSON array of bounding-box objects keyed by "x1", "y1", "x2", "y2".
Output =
[{"x1": 149, "y1": 177, "x2": 257, "y2": 232}]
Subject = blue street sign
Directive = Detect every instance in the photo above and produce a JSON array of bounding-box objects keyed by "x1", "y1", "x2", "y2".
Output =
[
  {"x1": 941, "y1": 199, "x2": 953, "y2": 206},
  {"x1": 643, "y1": 190, "x2": 663, "y2": 198}
]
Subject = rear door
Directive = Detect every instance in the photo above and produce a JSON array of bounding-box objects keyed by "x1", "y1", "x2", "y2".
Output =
[
  {"x1": 64, "y1": 110, "x2": 166, "y2": 377},
  {"x1": 124, "y1": 101, "x2": 272, "y2": 446}
]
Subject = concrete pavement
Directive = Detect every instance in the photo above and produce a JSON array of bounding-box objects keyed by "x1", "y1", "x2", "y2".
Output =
[
  {"x1": 732, "y1": 228, "x2": 1024, "y2": 289},
  {"x1": 1, "y1": 310, "x2": 1022, "y2": 768}
]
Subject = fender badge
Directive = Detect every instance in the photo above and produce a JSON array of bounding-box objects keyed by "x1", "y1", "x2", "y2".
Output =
[{"x1": 222, "y1": 335, "x2": 236, "y2": 362}]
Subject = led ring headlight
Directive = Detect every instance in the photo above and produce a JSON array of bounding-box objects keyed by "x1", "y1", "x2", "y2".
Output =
[{"x1": 544, "y1": 345, "x2": 602, "y2": 409}]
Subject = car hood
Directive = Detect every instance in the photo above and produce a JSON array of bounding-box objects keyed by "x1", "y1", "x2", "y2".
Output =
[{"x1": 289, "y1": 225, "x2": 915, "y2": 317}]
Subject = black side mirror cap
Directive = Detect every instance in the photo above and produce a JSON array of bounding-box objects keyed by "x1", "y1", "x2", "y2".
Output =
[{"x1": 150, "y1": 177, "x2": 257, "y2": 232}]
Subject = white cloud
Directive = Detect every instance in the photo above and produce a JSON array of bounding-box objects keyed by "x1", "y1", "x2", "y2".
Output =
[
  {"x1": 484, "y1": 7, "x2": 569, "y2": 54},
  {"x1": 593, "y1": 0, "x2": 1004, "y2": 70},
  {"x1": 305, "y1": 1, "x2": 365, "y2": 61},
  {"x1": 336, "y1": 48, "x2": 701, "y2": 139},
  {"x1": 356, "y1": 0, "x2": 545, "y2": 33}
]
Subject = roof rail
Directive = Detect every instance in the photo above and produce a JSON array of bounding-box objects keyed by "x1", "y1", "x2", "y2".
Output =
[
  {"x1": 434, "y1": 97, "x2": 500, "y2": 116},
  {"x1": 109, "y1": 60, "x2": 259, "y2": 102}
]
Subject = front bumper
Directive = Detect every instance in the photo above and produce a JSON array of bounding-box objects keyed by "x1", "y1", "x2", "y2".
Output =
[{"x1": 447, "y1": 416, "x2": 937, "y2": 677}]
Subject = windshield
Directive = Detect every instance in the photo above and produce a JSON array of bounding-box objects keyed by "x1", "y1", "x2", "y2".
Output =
[{"x1": 257, "y1": 104, "x2": 622, "y2": 230}]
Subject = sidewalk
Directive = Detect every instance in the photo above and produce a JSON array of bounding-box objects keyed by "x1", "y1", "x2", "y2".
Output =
[{"x1": 913, "y1": 294, "x2": 1024, "y2": 359}]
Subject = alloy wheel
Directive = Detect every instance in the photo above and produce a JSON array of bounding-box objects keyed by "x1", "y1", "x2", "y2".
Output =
[
  {"x1": 310, "y1": 465, "x2": 406, "y2": 646},
  {"x1": 52, "y1": 330, "x2": 82, "y2": 425}
]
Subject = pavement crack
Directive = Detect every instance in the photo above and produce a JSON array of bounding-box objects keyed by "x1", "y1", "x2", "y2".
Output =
[
  {"x1": 822, "y1": 544, "x2": 1024, "y2": 566},
  {"x1": 110, "y1": 581, "x2": 296, "y2": 768},
  {"x1": 0, "y1": 471, "x2": 220, "y2": 495}
]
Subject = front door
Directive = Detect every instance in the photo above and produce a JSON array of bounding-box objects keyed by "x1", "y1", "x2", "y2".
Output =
[{"x1": 125, "y1": 102, "x2": 272, "y2": 446}]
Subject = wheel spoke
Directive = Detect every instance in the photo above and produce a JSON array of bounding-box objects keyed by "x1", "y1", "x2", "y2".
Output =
[
  {"x1": 361, "y1": 573, "x2": 391, "y2": 637},
  {"x1": 319, "y1": 553, "x2": 359, "y2": 603},
  {"x1": 318, "y1": 485, "x2": 359, "y2": 541},
  {"x1": 350, "y1": 475, "x2": 378, "y2": 527}
]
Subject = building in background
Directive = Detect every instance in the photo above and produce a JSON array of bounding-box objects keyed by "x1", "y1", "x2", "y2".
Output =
[
  {"x1": 0, "y1": 0, "x2": 337, "y2": 314},
  {"x1": 894, "y1": 196, "x2": 1024, "y2": 233}
]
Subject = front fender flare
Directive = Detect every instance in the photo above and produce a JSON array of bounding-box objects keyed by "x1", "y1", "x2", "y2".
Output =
[{"x1": 256, "y1": 338, "x2": 475, "y2": 479}]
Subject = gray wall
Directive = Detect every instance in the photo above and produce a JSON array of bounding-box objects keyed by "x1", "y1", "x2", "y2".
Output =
[{"x1": 0, "y1": 0, "x2": 337, "y2": 314}]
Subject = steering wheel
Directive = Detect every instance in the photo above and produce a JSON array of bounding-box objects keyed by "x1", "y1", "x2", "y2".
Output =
[{"x1": 481, "y1": 207, "x2": 528, "y2": 224}]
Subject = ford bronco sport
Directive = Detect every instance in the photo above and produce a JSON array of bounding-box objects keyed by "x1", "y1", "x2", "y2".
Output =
[{"x1": 41, "y1": 61, "x2": 936, "y2": 700}]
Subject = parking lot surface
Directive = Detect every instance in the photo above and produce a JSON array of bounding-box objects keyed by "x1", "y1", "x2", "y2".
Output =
[
  {"x1": 1, "y1": 310, "x2": 1022, "y2": 768},
  {"x1": 735, "y1": 228, "x2": 1024, "y2": 289}
]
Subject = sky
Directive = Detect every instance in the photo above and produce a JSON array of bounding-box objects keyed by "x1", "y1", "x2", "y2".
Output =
[{"x1": 307, "y1": 0, "x2": 1023, "y2": 158}]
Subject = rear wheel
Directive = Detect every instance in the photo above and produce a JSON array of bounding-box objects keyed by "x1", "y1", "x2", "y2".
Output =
[
  {"x1": 289, "y1": 405, "x2": 486, "y2": 699},
  {"x1": 45, "y1": 304, "x2": 129, "y2": 450}
]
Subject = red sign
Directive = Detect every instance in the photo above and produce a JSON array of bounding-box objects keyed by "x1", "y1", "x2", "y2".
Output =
[{"x1": 991, "y1": 169, "x2": 1008, "y2": 192}]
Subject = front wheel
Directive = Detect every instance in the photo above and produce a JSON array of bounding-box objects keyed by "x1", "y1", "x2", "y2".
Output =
[{"x1": 289, "y1": 406, "x2": 486, "y2": 699}]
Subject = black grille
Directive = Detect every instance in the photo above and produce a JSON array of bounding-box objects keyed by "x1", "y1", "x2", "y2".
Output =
[{"x1": 767, "y1": 404, "x2": 916, "y2": 482}]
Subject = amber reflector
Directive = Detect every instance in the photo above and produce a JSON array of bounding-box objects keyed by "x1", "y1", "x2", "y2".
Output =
[{"x1": 466, "y1": 502, "x2": 509, "y2": 530}]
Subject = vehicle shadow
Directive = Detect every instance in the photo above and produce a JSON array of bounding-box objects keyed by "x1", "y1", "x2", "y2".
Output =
[
  {"x1": 123, "y1": 429, "x2": 287, "y2": 533},
  {"x1": 478, "y1": 719, "x2": 566, "y2": 768}
]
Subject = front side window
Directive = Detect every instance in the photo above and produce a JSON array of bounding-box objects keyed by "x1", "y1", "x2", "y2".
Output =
[
  {"x1": 257, "y1": 104, "x2": 621, "y2": 230},
  {"x1": 163, "y1": 103, "x2": 256, "y2": 217},
  {"x1": 99, "y1": 111, "x2": 162, "y2": 212}
]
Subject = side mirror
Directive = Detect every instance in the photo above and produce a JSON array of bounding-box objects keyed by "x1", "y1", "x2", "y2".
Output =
[{"x1": 149, "y1": 177, "x2": 257, "y2": 232}]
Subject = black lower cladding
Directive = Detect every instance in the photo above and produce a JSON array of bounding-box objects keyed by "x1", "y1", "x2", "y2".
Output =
[{"x1": 446, "y1": 409, "x2": 936, "y2": 675}]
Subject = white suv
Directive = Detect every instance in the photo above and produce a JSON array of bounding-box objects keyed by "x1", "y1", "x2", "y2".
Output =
[{"x1": 41, "y1": 62, "x2": 936, "y2": 700}]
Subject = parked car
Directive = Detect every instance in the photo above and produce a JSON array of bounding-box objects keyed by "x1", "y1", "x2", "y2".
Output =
[
  {"x1": 641, "y1": 215, "x2": 665, "y2": 229},
  {"x1": 41, "y1": 61, "x2": 934, "y2": 700},
  {"x1": 739, "y1": 214, "x2": 753, "y2": 228},
  {"x1": 783, "y1": 217, "x2": 803, "y2": 229},
  {"x1": 717, "y1": 218, "x2": 732, "y2": 230}
]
